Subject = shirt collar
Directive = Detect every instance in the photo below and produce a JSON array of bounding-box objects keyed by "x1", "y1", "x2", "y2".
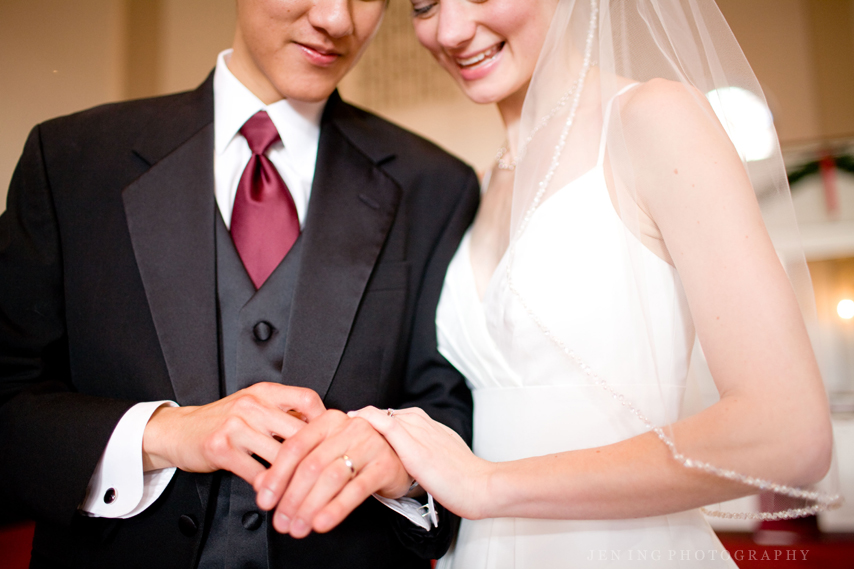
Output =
[{"x1": 213, "y1": 49, "x2": 327, "y2": 157}]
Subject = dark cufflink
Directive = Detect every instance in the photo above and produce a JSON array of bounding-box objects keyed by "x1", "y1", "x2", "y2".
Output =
[{"x1": 103, "y1": 488, "x2": 117, "y2": 504}]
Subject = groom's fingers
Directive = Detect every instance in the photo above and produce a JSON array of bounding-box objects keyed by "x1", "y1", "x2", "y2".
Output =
[
  {"x1": 282, "y1": 415, "x2": 409, "y2": 537},
  {"x1": 204, "y1": 420, "x2": 278, "y2": 484},
  {"x1": 143, "y1": 384, "x2": 325, "y2": 479},
  {"x1": 312, "y1": 465, "x2": 382, "y2": 534},
  {"x1": 285, "y1": 454, "x2": 368, "y2": 538},
  {"x1": 271, "y1": 416, "x2": 377, "y2": 533},
  {"x1": 236, "y1": 400, "x2": 309, "y2": 444},
  {"x1": 262, "y1": 412, "x2": 412, "y2": 536},
  {"x1": 227, "y1": 448, "x2": 270, "y2": 487},
  {"x1": 248, "y1": 382, "x2": 326, "y2": 422},
  {"x1": 257, "y1": 410, "x2": 346, "y2": 512},
  {"x1": 209, "y1": 386, "x2": 320, "y2": 479}
]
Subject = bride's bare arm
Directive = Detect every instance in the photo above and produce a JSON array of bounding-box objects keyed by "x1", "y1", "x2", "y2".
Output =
[
  {"x1": 620, "y1": 78, "x2": 833, "y2": 489},
  {"x1": 352, "y1": 79, "x2": 832, "y2": 522}
]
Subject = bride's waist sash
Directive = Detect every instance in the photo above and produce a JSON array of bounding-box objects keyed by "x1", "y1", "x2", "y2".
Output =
[{"x1": 472, "y1": 384, "x2": 684, "y2": 463}]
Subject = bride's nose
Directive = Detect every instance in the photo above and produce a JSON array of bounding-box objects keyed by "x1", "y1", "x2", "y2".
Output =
[{"x1": 436, "y1": 1, "x2": 477, "y2": 50}]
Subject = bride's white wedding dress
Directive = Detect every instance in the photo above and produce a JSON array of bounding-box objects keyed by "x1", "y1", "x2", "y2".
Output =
[{"x1": 434, "y1": 92, "x2": 738, "y2": 568}]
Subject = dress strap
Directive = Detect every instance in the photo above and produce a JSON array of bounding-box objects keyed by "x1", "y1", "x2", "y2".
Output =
[
  {"x1": 480, "y1": 167, "x2": 493, "y2": 196},
  {"x1": 596, "y1": 83, "x2": 641, "y2": 167}
]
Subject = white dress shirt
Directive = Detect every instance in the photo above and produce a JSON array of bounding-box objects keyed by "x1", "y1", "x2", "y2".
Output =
[
  {"x1": 212, "y1": 50, "x2": 323, "y2": 230},
  {"x1": 81, "y1": 50, "x2": 436, "y2": 531}
]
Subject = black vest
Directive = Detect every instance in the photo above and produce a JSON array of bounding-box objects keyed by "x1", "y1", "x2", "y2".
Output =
[{"x1": 198, "y1": 214, "x2": 304, "y2": 569}]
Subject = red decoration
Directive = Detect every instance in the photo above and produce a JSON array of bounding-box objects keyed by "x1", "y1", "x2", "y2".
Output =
[{"x1": 819, "y1": 154, "x2": 840, "y2": 218}]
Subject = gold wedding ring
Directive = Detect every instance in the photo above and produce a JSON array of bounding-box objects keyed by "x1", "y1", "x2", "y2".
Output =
[{"x1": 341, "y1": 454, "x2": 355, "y2": 478}]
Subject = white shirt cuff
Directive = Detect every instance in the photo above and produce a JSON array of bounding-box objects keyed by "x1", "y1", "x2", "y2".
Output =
[
  {"x1": 372, "y1": 492, "x2": 438, "y2": 531},
  {"x1": 80, "y1": 401, "x2": 178, "y2": 518}
]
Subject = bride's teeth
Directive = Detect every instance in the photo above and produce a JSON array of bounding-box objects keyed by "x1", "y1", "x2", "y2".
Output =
[
  {"x1": 458, "y1": 45, "x2": 501, "y2": 68},
  {"x1": 460, "y1": 52, "x2": 488, "y2": 67}
]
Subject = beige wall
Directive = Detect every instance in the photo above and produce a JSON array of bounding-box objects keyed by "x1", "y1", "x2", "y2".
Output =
[
  {"x1": 0, "y1": 0, "x2": 126, "y2": 211},
  {"x1": 716, "y1": 0, "x2": 823, "y2": 144},
  {"x1": 805, "y1": 0, "x2": 854, "y2": 139},
  {"x1": 0, "y1": 0, "x2": 236, "y2": 211},
  {"x1": 713, "y1": 0, "x2": 854, "y2": 144},
  {"x1": 158, "y1": 0, "x2": 236, "y2": 94}
]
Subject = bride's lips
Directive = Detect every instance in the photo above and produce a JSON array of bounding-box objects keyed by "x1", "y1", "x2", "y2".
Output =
[
  {"x1": 296, "y1": 42, "x2": 342, "y2": 67},
  {"x1": 454, "y1": 42, "x2": 505, "y2": 81}
]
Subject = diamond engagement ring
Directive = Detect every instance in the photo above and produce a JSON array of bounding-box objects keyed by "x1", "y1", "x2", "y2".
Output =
[
  {"x1": 387, "y1": 408, "x2": 395, "y2": 418},
  {"x1": 341, "y1": 454, "x2": 355, "y2": 478}
]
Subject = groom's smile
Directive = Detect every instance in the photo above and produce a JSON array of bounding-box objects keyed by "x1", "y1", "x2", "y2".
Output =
[
  {"x1": 229, "y1": 0, "x2": 387, "y2": 104},
  {"x1": 295, "y1": 41, "x2": 344, "y2": 67}
]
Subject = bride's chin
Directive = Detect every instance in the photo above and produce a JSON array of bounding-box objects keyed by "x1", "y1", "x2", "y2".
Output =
[
  {"x1": 457, "y1": 83, "x2": 513, "y2": 106},
  {"x1": 450, "y1": 72, "x2": 528, "y2": 107},
  {"x1": 466, "y1": 94, "x2": 503, "y2": 106}
]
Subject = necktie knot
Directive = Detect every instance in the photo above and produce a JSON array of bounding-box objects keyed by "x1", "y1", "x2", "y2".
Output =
[{"x1": 240, "y1": 111, "x2": 281, "y2": 156}]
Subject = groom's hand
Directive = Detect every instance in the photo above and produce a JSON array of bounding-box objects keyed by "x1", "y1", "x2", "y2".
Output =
[
  {"x1": 142, "y1": 383, "x2": 326, "y2": 486},
  {"x1": 254, "y1": 409, "x2": 413, "y2": 538}
]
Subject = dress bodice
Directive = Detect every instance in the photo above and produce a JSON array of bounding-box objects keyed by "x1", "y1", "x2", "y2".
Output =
[
  {"x1": 436, "y1": 162, "x2": 696, "y2": 461},
  {"x1": 438, "y1": 162, "x2": 696, "y2": 386},
  {"x1": 432, "y1": 90, "x2": 734, "y2": 569}
]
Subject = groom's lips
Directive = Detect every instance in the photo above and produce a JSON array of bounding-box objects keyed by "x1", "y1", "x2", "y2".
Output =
[{"x1": 296, "y1": 42, "x2": 342, "y2": 67}]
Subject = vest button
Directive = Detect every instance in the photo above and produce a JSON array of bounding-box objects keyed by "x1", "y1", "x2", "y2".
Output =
[
  {"x1": 242, "y1": 511, "x2": 263, "y2": 531},
  {"x1": 253, "y1": 321, "x2": 274, "y2": 342},
  {"x1": 178, "y1": 514, "x2": 199, "y2": 537}
]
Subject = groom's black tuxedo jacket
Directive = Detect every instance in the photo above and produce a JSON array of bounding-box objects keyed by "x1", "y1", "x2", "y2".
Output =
[{"x1": 0, "y1": 74, "x2": 478, "y2": 568}]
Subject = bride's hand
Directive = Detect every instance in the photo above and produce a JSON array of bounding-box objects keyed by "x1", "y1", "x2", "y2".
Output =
[{"x1": 349, "y1": 406, "x2": 494, "y2": 520}]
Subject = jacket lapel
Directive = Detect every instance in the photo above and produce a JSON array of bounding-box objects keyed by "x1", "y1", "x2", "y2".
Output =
[
  {"x1": 122, "y1": 85, "x2": 401, "y2": 407},
  {"x1": 122, "y1": 77, "x2": 220, "y2": 407},
  {"x1": 283, "y1": 93, "x2": 400, "y2": 400}
]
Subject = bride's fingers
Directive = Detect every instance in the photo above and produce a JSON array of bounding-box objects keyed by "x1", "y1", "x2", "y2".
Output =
[
  {"x1": 347, "y1": 406, "x2": 397, "y2": 436},
  {"x1": 351, "y1": 406, "x2": 441, "y2": 443},
  {"x1": 403, "y1": 407, "x2": 431, "y2": 420},
  {"x1": 349, "y1": 407, "x2": 430, "y2": 459}
]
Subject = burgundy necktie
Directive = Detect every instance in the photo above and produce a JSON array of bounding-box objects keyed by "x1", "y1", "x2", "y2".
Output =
[{"x1": 230, "y1": 111, "x2": 300, "y2": 289}]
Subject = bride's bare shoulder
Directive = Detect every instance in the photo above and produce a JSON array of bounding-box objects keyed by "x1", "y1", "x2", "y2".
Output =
[
  {"x1": 621, "y1": 77, "x2": 705, "y2": 111},
  {"x1": 618, "y1": 78, "x2": 723, "y2": 146},
  {"x1": 614, "y1": 78, "x2": 747, "y2": 208}
]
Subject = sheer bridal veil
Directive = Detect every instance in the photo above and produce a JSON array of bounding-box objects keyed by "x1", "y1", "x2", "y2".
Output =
[{"x1": 502, "y1": 0, "x2": 842, "y2": 519}]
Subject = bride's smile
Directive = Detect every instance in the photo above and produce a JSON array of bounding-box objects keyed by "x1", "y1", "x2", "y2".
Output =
[
  {"x1": 410, "y1": 0, "x2": 560, "y2": 105},
  {"x1": 454, "y1": 42, "x2": 504, "y2": 80}
]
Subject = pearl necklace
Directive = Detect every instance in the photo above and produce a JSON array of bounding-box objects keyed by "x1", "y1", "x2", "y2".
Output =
[
  {"x1": 495, "y1": 146, "x2": 516, "y2": 171},
  {"x1": 494, "y1": 69, "x2": 592, "y2": 173}
]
